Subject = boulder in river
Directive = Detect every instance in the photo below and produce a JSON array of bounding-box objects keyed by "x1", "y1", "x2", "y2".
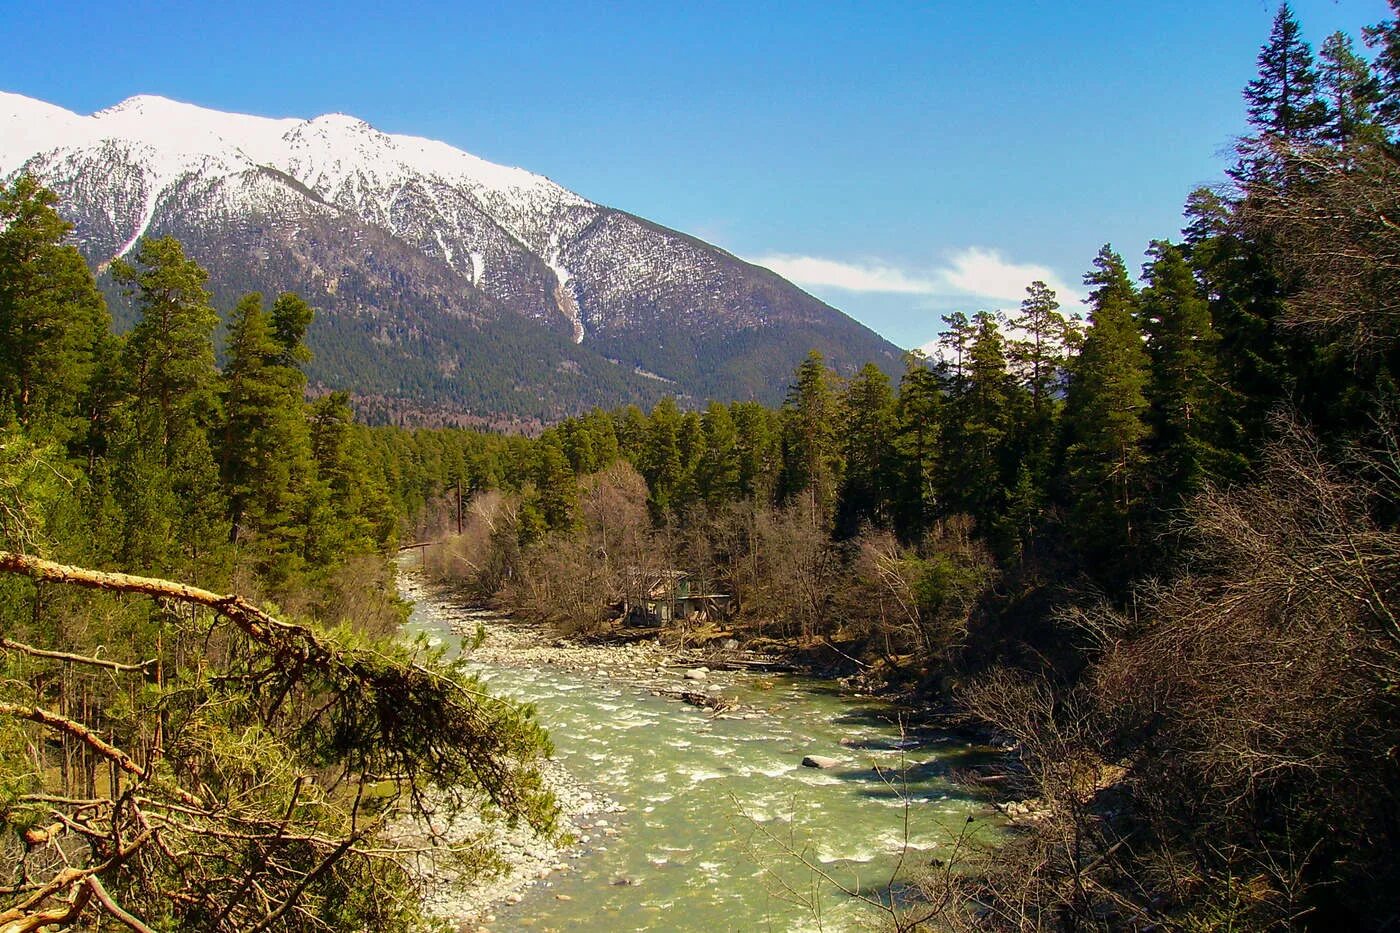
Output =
[
  {"x1": 802, "y1": 755, "x2": 842, "y2": 769},
  {"x1": 684, "y1": 668, "x2": 708, "y2": 681}
]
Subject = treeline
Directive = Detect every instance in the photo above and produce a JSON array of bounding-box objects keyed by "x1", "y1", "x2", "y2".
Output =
[
  {"x1": 414, "y1": 4, "x2": 1400, "y2": 928},
  {"x1": 0, "y1": 182, "x2": 554, "y2": 929}
]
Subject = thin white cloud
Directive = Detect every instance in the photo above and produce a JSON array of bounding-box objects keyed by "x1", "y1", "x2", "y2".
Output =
[
  {"x1": 939, "y1": 247, "x2": 1080, "y2": 306},
  {"x1": 753, "y1": 247, "x2": 1083, "y2": 307},
  {"x1": 753, "y1": 255, "x2": 937, "y2": 294}
]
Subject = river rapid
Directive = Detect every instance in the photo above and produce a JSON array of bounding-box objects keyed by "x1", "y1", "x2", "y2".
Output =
[{"x1": 399, "y1": 571, "x2": 999, "y2": 932}]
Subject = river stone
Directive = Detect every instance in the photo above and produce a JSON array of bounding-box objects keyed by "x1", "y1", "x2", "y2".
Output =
[
  {"x1": 722, "y1": 638, "x2": 739, "y2": 650},
  {"x1": 685, "y1": 668, "x2": 708, "y2": 681},
  {"x1": 802, "y1": 755, "x2": 842, "y2": 769}
]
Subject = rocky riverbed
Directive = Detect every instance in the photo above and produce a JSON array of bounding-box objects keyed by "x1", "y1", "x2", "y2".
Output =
[
  {"x1": 395, "y1": 571, "x2": 770, "y2": 928},
  {"x1": 395, "y1": 568, "x2": 1004, "y2": 932}
]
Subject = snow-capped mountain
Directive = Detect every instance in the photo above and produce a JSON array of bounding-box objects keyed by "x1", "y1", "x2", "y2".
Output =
[{"x1": 1, "y1": 91, "x2": 899, "y2": 418}]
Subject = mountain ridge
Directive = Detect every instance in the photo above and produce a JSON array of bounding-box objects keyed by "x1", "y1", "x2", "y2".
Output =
[{"x1": 1, "y1": 91, "x2": 902, "y2": 419}]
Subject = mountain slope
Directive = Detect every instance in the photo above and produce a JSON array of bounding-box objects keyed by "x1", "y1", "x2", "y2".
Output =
[{"x1": 1, "y1": 91, "x2": 901, "y2": 417}]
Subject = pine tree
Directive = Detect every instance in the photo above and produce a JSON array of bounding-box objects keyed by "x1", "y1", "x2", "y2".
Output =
[
  {"x1": 673, "y1": 411, "x2": 706, "y2": 513},
  {"x1": 732, "y1": 401, "x2": 780, "y2": 502},
  {"x1": 939, "y1": 312, "x2": 1015, "y2": 533},
  {"x1": 533, "y1": 440, "x2": 578, "y2": 531},
  {"x1": 219, "y1": 293, "x2": 316, "y2": 575},
  {"x1": 614, "y1": 405, "x2": 649, "y2": 463},
  {"x1": 936, "y1": 311, "x2": 975, "y2": 391},
  {"x1": 1141, "y1": 241, "x2": 1228, "y2": 505},
  {"x1": 579, "y1": 409, "x2": 620, "y2": 469},
  {"x1": 837, "y1": 362, "x2": 897, "y2": 535},
  {"x1": 1244, "y1": 4, "x2": 1327, "y2": 144},
  {"x1": 558, "y1": 419, "x2": 598, "y2": 474},
  {"x1": 641, "y1": 397, "x2": 683, "y2": 513},
  {"x1": 305, "y1": 391, "x2": 394, "y2": 563},
  {"x1": 1183, "y1": 188, "x2": 1292, "y2": 455},
  {"x1": 893, "y1": 352, "x2": 943, "y2": 536},
  {"x1": 1064, "y1": 246, "x2": 1151, "y2": 571},
  {"x1": 0, "y1": 176, "x2": 109, "y2": 443},
  {"x1": 697, "y1": 401, "x2": 741, "y2": 506},
  {"x1": 779, "y1": 351, "x2": 845, "y2": 522},
  {"x1": 1006, "y1": 280, "x2": 1072, "y2": 498},
  {"x1": 1007, "y1": 281, "x2": 1071, "y2": 414},
  {"x1": 113, "y1": 236, "x2": 221, "y2": 459},
  {"x1": 1318, "y1": 30, "x2": 1386, "y2": 150},
  {"x1": 1364, "y1": 0, "x2": 1400, "y2": 131},
  {"x1": 110, "y1": 237, "x2": 227, "y2": 572}
]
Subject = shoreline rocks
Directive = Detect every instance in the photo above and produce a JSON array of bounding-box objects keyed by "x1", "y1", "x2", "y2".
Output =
[{"x1": 801, "y1": 755, "x2": 842, "y2": 769}]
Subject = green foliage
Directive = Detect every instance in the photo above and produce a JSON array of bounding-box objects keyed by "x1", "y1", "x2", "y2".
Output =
[
  {"x1": 837, "y1": 362, "x2": 897, "y2": 535},
  {"x1": 0, "y1": 175, "x2": 109, "y2": 444},
  {"x1": 1064, "y1": 246, "x2": 1151, "y2": 573},
  {"x1": 779, "y1": 350, "x2": 845, "y2": 522},
  {"x1": 1319, "y1": 30, "x2": 1386, "y2": 149},
  {"x1": 1244, "y1": 3, "x2": 1326, "y2": 143},
  {"x1": 220, "y1": 292, "x2": 317, "y2": 580},
  {"x1": 1141, "y1": 241, "x2": 1232, "y2": 504},
  {"x1": 114, "y1": 235, "x2": 222, "y2": 456},
  {"x1": 0, "y1": 186, "x2": 554, "y2": 930}
]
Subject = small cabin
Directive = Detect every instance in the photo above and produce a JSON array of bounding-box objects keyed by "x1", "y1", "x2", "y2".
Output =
[{"x1": 623, "y1": 569, "x2": 733, "y2": 626}]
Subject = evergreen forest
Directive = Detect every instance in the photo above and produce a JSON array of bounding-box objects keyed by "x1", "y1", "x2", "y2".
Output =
[{"x1": 3, "y1": 2, "x2": 1400, "y2": 929}]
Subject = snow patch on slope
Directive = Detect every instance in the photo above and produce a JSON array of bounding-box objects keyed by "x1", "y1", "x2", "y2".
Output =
[{"x1": 545, "y1": 231, "x2": 584, "y2": 343}]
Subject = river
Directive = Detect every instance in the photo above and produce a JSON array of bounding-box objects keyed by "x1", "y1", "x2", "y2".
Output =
[{"x1": 401, "y1": 573, "x2": 999, "y2": 932}]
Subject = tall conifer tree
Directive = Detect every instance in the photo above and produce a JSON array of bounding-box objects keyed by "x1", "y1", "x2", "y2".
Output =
[
  {"x1": 1364, "y1": 0, "x2": 1400, "y2": 130},
  {"x1": 1141, "y1": 241, "x2": 1228, "y2": 505},
  {"x1": 1245, "y1": 4, "x2": 1326, "y2": 144},
  {"x1": 1065, "y1": 247, "x2": 1151, "y2": 571},
  {"x1": 220, "y1": 292, "x2": 316, "y2": 573},
  {"x1": 0, "y1": 177, "x2": 109, "y2": 443},
  {"x1": 837, "y1": 362, "x2": 897, "y2": 535},
  {"x1": 1319, "y1": 30, "x2": 1385, "y2": 150},
  {"x1": 939, "y1": 312, "x2": 1014, "y2": 532},
  {"x1": 893, "y1": 352, "x2": 943, "y2": 536},
  {"x1": 780, "y1": 351, "x2": 845, "y2": 523}
]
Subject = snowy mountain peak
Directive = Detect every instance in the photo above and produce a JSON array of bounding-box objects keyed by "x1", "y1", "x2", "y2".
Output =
[
  {"x1": 1, "y1": 89, "x2": 898, "y2": 415},
  {"x1": 97, "y1": 94, "x2": 185, "y2": 116}
]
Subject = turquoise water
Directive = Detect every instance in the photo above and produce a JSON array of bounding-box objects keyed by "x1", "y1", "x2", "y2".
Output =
[{"x1": 404, "y1": 587, "x2": 996, "y2": 932}]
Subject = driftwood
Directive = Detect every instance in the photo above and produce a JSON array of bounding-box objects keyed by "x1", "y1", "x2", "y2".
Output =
[
  {"x1": 668, "y1": 652, "x2": 797, "y2": 673},
  {"x1": 659, "y1": 688, "x2": 736, "y2": 713}
]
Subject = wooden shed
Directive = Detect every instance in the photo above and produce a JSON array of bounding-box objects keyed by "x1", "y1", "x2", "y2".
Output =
[{"x1": 623, "y1": 569, "x2": 733, "y2": 626}]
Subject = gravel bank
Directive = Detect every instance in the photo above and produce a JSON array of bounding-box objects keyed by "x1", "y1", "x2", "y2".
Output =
[{"x1": 394, "y1": 570, "x2": 765, "y2": 929}]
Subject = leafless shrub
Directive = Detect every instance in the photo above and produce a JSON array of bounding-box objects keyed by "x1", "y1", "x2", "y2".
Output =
[
  {"x1": 959, "y1": 421, "x2": 1400, "y2": 929},
  {"x1": 839, "y1": 517, "x2": 996, "y2": 671},
  {"x1": 1236, "y1": 142, "x2": 1400, "y2": 354}
]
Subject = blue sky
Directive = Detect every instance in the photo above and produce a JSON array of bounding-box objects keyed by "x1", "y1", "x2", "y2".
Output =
[{"x1": 2, "y1": 0, "x2": 1393, "y2": 350}]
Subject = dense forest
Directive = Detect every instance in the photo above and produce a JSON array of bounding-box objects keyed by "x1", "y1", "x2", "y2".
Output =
[
  {"x1": 408, "y1": 4, "x2": 1400, "y2": 928},
  {"x1": 3, "y1": 1, "x2": 1400, "y2": 929},
  {"x1": 0, "y1": 184, "x2": 559, "y2": 929}
]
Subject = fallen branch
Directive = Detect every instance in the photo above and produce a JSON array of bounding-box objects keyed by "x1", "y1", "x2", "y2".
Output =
[
  {"x1": 0, "y1": 636, "x2": 156, "y2": 674},
  {"x1": 0, "y1": 703, "x2": 202, "y2": 809},
  {"x1": 0, "y1": 551, "x2": 308, "y2": 648}
]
